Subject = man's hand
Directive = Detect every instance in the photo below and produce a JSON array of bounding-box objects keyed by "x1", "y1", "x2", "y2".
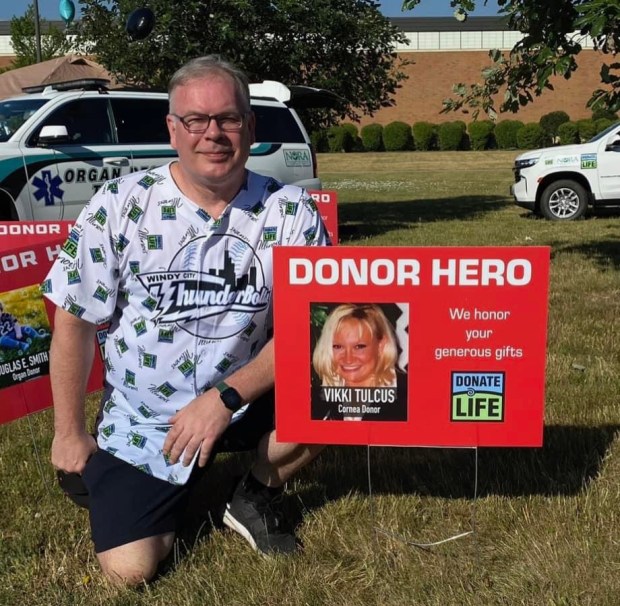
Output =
[
  {"x1": 51, "y1": 431, "x2": 97, "y2": 474},
  {"x1": 163, "y1": 390, "x2": 232, "y2": 468}
]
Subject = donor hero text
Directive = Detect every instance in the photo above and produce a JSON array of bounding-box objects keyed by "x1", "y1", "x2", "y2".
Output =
[{"x1": 289, "y1": 257, "x2": 532, "y2": 286}]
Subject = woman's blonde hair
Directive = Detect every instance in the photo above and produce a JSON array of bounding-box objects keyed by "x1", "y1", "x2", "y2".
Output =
[{"x1": 312, "y1": 304, "x2": 398, "y2": 387}]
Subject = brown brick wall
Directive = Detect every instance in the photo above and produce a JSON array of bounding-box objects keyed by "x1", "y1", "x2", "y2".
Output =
[
  {"x1": 0, "y1": 49, "x2": 607, "y2": 125},
  {"x1": 358, "y1": 49, "x2": 607, "y2": 126}
]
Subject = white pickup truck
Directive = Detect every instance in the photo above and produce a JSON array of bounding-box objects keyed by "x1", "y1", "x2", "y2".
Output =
[{"x1": 511, "y1": 121, "x2": 620, "y2": 220}]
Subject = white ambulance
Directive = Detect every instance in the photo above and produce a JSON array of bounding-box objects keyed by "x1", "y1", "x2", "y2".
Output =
[{"x1": 0, "y1": 80, "x2": 331, "y2": 221}]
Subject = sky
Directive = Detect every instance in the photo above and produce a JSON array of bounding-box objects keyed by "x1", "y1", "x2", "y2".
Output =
[{"x1": 0, "y1": 0, "x2": 502, "y2": 22}]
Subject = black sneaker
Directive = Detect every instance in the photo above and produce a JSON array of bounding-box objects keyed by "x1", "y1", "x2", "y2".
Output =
[{"x1": 223, "y1": 474, "x2": 298, "y2": 555}]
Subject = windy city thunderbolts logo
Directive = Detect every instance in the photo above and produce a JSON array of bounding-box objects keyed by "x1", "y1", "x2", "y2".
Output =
[{"x1": 137, "y1": 234, "x2": 270, "y2": 339}]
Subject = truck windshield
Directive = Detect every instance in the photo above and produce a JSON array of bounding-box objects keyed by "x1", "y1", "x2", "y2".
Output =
[
  {"x1": 0, "y1": 99, "x2": 49, "y2": 142},
  {"x1": 588, "y1": 120, "x2": 620, "y2": 143}
]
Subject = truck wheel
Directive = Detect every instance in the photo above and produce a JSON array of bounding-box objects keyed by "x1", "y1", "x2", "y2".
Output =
[{"x1": 540, "y1": 180, "x2": 588, "y2": 221}]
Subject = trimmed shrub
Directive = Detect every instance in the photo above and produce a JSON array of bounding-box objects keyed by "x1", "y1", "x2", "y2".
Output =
[
  {"x1": 592, "y1": 108, "x2": 619, "y2": 122},
  {"x1": 412, "y1": 121, "x2": 436, "y2": 151},
  {"x1": 539, "y1": 111, "x2": 570, "y2": 140},
  {"x1": 360, "y1": 123, "x2": 384, "y2": 152},
  {"x1": 577, "y1": 119, "x2": 597, "y2": 142},
  {"x1": 310, "y1": 129, "x2": 329, "y2": 153},
  {"x1": 595, "y1": 118, "x2": 614, "y2": 134},
  {"x1": 455, "y1": 120, "x2": 470, "y2": 150},
  {"x1": 557, "y1": 121, "x2": 580, "y2": 146},
  {"x1": 516, "y1": 123, "x2": 547, "y2": 149},
  {"x1": 495, "y1": 120, "x2": 524, "y2": 149},
  {"x1": 383, "y1": 121, "x2": 413, "y2": 151},
  {"x1": 438, "y1": 121, "x2": 466, "y2": 151},
  {"x1": 326, "y1": 126, "x2": 353, "y2": 153},
  {"x1": 341, "y1": 123, "x2": 363, "y2": 151},
  {"x1": 467, "y1": 120, "x2": 495, "y2": 151}
]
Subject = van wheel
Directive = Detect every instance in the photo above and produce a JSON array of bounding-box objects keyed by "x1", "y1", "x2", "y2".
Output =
[
  {"x1": 540, "y1": 180, "x2": 588, "y2": 220},
  {"x1": 0, "y1": 193, "x2": 19, "y2": 221}
]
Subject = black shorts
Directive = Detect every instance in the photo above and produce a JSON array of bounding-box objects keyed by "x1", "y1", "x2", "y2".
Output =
[{"x1": 76, "y1": 391, "x2": 275, "y2": 553}]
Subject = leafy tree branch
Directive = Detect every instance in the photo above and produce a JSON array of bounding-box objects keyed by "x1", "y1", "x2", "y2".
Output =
[{"x1": 402, "y1": 0, "x2": 620, "y2": 118}]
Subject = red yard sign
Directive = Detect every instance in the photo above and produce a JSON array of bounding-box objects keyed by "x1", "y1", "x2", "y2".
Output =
[
  {"x1": 0, "y1": 221, "x2": 105, "y2": 424},
  {"x1": 273, "y1": 246, "x2": 550, "y2": 448}
]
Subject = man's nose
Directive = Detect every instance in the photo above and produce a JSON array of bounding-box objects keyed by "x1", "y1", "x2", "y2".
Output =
[{"x1": 203, "y1": 117, "x2": 224, "y2": 137}]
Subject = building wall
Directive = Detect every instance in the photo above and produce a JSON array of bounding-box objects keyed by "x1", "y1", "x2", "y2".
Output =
[{"x1": 358, "y1": 49, "x2": 606, "y2": 127}]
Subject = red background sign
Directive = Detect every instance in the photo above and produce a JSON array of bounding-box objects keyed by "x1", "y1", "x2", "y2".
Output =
[
  {"x1": 309, "y1": 190, "x2": 338, "y2": 243},
  {"x1": 273, "y1": 246, "x2": 550, "y2": 447},
  {"x1": 0, "y1": 221, "x2": 104, "y2": 425}
]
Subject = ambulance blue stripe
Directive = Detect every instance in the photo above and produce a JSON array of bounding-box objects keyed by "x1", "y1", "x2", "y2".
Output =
[
  {"x1": 0, "y1": 154, "x2": 55, "y2": 179},
  {"x1": 250, "y1": 143, "x2": 281, "y2": 156}
]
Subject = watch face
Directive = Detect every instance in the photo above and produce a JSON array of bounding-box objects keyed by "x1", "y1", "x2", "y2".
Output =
[{"x1": 220, "y1": 387, "x2": 243, "y2": 411}]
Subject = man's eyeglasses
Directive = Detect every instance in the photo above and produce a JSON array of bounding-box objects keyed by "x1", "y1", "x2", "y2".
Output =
[{"x1": 170, "y1": 112, "x2": 247, "y2": 133}]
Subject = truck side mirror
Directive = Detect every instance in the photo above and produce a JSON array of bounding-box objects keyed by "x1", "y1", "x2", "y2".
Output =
[{"x1": 37, "y1": 124, "x2": 70, "y2": 145}]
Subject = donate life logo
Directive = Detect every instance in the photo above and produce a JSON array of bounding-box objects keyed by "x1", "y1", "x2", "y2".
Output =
[{"x1": 451, "y1": 371, "x2": 505, "y2": 422}]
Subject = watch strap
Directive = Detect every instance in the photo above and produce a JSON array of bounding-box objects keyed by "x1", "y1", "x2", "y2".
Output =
[{"x1": 215, "y1": 381, "x2": 231, "y2": 394}]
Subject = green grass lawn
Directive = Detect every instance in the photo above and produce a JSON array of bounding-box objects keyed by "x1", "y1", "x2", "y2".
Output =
[{"x1": 1, "y1": 151, "x2": 618, "y2": 605}]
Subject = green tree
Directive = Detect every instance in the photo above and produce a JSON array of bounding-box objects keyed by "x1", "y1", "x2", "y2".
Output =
[
  {"x1": 9, "y1": 4, "x2": 72, "y2": 68},
  {"x1": 75, "y1": 0, "x2": 409, "y2": 129},
  {"x1": 402, "y1": 0, "x2": 620, "y2": 117}
]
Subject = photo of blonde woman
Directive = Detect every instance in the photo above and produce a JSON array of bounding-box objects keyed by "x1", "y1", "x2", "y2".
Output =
[{"x1": 311, "y1": 303, "x2": 408, "y2": 421}]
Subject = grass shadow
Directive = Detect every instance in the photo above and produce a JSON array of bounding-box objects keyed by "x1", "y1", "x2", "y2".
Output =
[
  {"x1": 338, "y1": 196, "x2": 510, "y2": 241},
  {"x1": 588, "y1": 206, "x2": 620, "y2": 220},
  {"x1": 167, "y1": 423, "x2": 618, "y2": 565},
  {"x1": 556, "y1": 237, "x2": 620, "y2": 271},
  {"x1": 293, "y1": 424, "x2": 619, "y2": 507}
]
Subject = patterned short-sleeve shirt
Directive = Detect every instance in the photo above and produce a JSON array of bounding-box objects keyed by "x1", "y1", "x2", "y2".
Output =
[{"x1": 43, "y1": 163, "x2": 329, "y2": 484}]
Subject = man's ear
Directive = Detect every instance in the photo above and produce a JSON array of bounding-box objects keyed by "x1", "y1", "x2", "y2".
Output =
[
  {"x1": 166, "y1": 114, "x2": 178, "y2": 150},
  {"x1": 247, "y1": 110, "x2": 256, "y2": 146}
]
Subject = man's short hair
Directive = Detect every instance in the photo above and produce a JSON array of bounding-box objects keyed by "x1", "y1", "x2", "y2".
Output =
[{"x1": 168, "y1": 55, "x2": 251, "y2": 113}]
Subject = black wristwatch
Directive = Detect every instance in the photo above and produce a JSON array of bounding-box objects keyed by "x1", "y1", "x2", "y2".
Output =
[{"x1": 215, "y1": 381, "x2": 245, "y2": 412}]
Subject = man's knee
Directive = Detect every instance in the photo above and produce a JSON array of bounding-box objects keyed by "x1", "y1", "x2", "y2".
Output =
[
  {"x1": 96, "y1": 533, "x2": 174, "y2": 586},
  {"x1": 98, "y1": 555, "x2": 157, "y2": 586}
]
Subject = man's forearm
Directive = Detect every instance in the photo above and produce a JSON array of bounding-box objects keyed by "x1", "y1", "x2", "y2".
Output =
[{"x1": 50, "y1": 308, "x2": 97, "y2": 436}]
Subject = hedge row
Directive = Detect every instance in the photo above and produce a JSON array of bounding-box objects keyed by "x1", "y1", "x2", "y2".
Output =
[{"x1": 314, "y1": 110, "x2": 619, "y2": 153}]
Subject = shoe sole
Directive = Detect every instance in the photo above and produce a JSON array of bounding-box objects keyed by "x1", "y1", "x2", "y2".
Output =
[{"x1": 223, "y1": 506, "x2": 263, "y2": 555}]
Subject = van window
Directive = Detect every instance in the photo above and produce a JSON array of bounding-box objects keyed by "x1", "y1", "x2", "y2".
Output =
[
  {"x1": 252, "y1": 105, "x2": 305, "y2": 144},
  {"x1": 0, "y1": 99, "x2": 49, "y2": 142},
  {"x1": 111, "y1": 98, "x2": 170, "y2": 144},
  {"x1": 30, "y1": 98, "x2": 113, "y2": 146}
]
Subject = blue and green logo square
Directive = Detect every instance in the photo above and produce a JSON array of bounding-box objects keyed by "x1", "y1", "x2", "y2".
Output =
[{"x1": 451, "y1": 371, "x2": 505, "y2": 422}]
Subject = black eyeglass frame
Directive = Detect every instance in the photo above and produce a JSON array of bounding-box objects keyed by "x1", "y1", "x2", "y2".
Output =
[{"x1": 169, "y1": 111, "x2": 248, "y2": 134}]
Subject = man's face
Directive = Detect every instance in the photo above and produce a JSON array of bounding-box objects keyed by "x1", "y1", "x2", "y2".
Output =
[{"x1": 167, "y1": 75, "x2": 255, "y2": 189}]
